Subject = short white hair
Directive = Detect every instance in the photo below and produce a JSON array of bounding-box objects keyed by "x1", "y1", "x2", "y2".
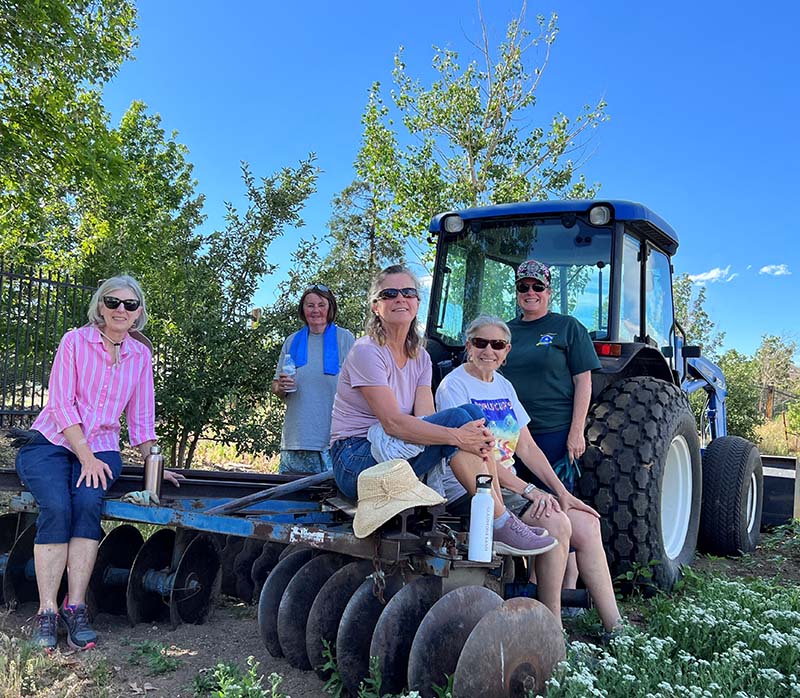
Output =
[
  {"x1": 87, "y1": 275, "x2": 147, "y2": 331},
  {"x1": 465, "y1": 314, "x2": 511, "y2": 343}
]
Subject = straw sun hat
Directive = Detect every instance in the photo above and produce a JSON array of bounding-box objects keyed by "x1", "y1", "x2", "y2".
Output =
[{"x1": 353, "y1": 459, "x2": 445, "y2": 538}]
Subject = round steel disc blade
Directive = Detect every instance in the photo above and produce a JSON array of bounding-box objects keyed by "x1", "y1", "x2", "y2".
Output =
[
  {"x1": 126, "y1": 528, "x2": 175, "y2": 625},
  {"x1": 453, "y1": 597, "x2": 566, "y2": 698},
  {"x1": 3, "y1": 523, "x2": 38, "y2": 608},
  {"x1": 220, "y1": 536, "x2": 245, "y2": 597},
  {"x1": 336, "y1": 574, "x2": 403, "y2": 698},
  {"x1": 277, "y1": 554, "x2": 346, "y2": 669},
  {"x1": 278, "y1": 542, "x2": 310, "y2": 561},
  {"x1": 306, "y1": 560, "x2": 373, "y2": 680},
  {"x1": 408, "y1": 585, "x2": 504, "y2": 698},
  {"x1": 170, "y1": 534, "x2": 221, "y2": 626},
  {"x1": 250, "y1": 542, "x2": 283, "y2": 597},
  {"x1": 233, "y1": 538, "x2": 264, "y2": 603},
  {"x1": 88, "y1": 524, "x2": 144, "y2": 617},
  {"x1": 370, "y1": 576, "x2": 443, "y2": 695},
  {"x1": 0, "y1": 513, "x2": 24, "y2": 606},
  {"x1": 257, "y1": 548, "x2": 314, "y2": 657}
]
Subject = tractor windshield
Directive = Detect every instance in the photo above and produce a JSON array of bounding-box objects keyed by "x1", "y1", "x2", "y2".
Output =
[{"x1": 430, "y1": 217, "x2": 612, "y2": 346}]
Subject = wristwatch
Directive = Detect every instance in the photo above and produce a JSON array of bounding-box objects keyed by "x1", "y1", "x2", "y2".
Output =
[{"x1": 522, "y1": 483, "x2": 537, "y2": 497}]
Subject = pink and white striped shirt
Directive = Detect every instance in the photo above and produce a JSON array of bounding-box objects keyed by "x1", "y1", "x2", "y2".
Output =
[{"x1": 32, "y1": 325, "x2": 157, "y2": 453}]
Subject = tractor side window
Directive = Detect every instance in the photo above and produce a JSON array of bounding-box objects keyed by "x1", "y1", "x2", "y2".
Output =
[
  {"x1": 646, "y1": 247, "x2": 674, "y2": 351},
  {"x1": 618, "y1": 234, "x2": 641, "y2": 342}
]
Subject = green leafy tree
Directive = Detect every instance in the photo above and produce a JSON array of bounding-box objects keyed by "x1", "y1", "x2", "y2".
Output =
[
  {"x1": 754, "y1": 334, "x2": 797, "y2": 392},
  {"x1": 787, "y1": 401, "x2": 800, "y2": 436},
  {"x1": 358, "y1": 5, "x2": 608, "y2": 246},
  {"x1": 0, "y1": 0, "x2": 137, "y2": 260},
  {"x1": 155, "y1": 160, "x2": 318, "y2": 468},
  {"x1": 718, "y1": 349, "x2": 763, "y2": 441},
  {"x1": 673, "y1": 273, "x2": 725, "y2": 360}
]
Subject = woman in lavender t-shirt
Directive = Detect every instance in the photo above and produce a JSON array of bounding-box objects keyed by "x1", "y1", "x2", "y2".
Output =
[{"x1": 329, "y1": 265, "x2": 556, "y2": 557}]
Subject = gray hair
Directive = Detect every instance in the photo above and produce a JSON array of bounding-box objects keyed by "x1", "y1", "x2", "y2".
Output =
[
  {"x1": 87, "y1": 275, "x2": 148, "y2": 331},
  {"x1": 465, "y1": 314, "x2": 511, "y2": 343},
  {"x1": 365, "y1": 264, "x2": 423, "y2": 358}
]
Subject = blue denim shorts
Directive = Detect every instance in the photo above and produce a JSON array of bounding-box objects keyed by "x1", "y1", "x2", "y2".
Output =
[
  {"x1": 279, "y1": 448, "x2": 333, "y2": 475},
  {"x1": 15, "y1": 431, "x2": 122, "y2": 544},
  {"x1": 331, "y1": 403, "x2": 485, "y2": 500}
]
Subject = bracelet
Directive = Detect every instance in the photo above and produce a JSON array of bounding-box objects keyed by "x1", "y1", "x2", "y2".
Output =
[{"x1": 522, "y1": 483, "x2": 537, "y2": 496}]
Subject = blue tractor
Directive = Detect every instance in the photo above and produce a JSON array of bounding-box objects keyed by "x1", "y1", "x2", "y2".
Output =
[{"x1": 425, "y1": 200, "x2": 763, "y2": 590}]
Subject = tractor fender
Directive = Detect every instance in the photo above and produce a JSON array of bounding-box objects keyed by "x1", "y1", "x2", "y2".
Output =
[{"x1": 591, "y1": 344, "x2": 675, "y2": 401}]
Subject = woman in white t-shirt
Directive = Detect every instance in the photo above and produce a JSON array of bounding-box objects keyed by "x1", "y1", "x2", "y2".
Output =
[
  {"x1": 329, "y1": 265, "x2": 556, "y2": 557},
  {"x1": 436, "y1": 314, "x2": 621, "y2": 632}
]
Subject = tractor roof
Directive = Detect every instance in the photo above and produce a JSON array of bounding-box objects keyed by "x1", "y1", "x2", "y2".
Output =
[{"x1": 429, "y1": 199, "x2": 679, "y2": 254}]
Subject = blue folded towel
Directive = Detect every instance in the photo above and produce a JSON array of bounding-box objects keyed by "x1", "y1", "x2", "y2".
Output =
[{"x1": 289, "y1": 324, "x2": 340, "y2": 375}]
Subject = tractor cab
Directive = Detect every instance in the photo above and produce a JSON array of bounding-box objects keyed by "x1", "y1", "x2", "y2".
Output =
[{"x1": 426, "y1": 200, "x2": 681, "y2": 381}]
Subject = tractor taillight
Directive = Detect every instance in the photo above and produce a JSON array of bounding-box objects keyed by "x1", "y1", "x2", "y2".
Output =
[{"x1": 594, "y1": 342, "x2": 622, "y2": 357}]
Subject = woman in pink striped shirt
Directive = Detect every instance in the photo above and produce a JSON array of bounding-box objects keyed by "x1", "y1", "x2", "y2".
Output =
[{"x1": 15, "y1": 275, "x2": 176, "y2": 651}]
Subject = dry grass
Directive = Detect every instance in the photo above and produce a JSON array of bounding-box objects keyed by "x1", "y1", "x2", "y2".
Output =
[{"x1": 755, "y1": 416, "x2": 800, "y2": 456}]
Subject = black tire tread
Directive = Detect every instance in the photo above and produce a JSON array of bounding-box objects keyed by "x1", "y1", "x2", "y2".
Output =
[
  {"x1": 698, "y1": 435, "x2": 762, "y2": 555},
  {"x1": 579, "y1": 376, "x2": 701, "y2": 590}
]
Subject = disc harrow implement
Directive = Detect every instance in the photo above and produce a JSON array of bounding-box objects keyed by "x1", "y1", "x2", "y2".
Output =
[{"x1": 0, "y1": 466, "x2": 567, "y2": 696}]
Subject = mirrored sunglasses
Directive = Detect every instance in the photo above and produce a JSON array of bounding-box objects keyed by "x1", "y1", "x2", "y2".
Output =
[
  {"x1": 470, "y1": 337, "x2": 509, "y2": 350},
  {"x1": 305, "y1": 283, "x2": 330, "y2": 294},
  {"x1": 375, "y1": 287, "x2": 419, "y2": 301},
  {"x1": 102, "y1": 296, "x2": 141, "y2": 311},
  {"x1": 515, "y1": 280, "x2": 549, "y2": 293}
]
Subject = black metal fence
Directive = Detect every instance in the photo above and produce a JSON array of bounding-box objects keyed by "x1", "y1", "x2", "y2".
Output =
[{"x1": 0, "y1": 262, "x2": 95, "y2": 427}]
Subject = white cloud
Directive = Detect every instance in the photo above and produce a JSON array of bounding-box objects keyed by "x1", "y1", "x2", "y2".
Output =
[
  {"x1": 688, "y1": 265, "x2": 736, "y2": 284},
  {"x1": 746, "y1": 264, "x2": 752, "y2": 271},
  {"x1": 759, "y1": 264, "x2": 791, "y2": 276}
]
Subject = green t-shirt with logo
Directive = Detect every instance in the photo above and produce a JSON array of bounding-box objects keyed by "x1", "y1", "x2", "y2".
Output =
[{"x1": 502, "y1": 312, "x2": 600, "y2": 434}]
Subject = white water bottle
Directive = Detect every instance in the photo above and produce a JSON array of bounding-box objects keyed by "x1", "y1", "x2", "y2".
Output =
[
  {"x1": 281, "y1": 354, "x2": 297, "y2": 393},
  {"x1": 468, "y1": 474, "x2": 494, "y2": 562}
]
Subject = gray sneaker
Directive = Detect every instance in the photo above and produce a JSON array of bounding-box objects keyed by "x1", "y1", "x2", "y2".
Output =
[
  {"x1": 494, "y1": 513, "x2": 558, "y2": 556},
  {"x1": 59, "y1": 602, "x2": 97, "y2": 650},
  {"x1": 32, "y1": 610, "x2": 58, "y2": 652}
]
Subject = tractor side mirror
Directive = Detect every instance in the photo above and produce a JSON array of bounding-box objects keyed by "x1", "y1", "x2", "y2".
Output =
[{"x1": 683, "y1": 345, "x2": 701, "y2": 358}]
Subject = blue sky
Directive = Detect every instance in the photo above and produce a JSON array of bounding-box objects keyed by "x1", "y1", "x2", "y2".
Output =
[{"x1": 102, "y1": 0, "x2": 799, "y2": 359}]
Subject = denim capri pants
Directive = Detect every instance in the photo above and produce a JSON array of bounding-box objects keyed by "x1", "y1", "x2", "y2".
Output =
[
  {"x1": 331, "y1": 403, "x2": 485, "y2": 500},
  {"x1": 15, "y1": 431, "x2": 123, "y2": 544}
]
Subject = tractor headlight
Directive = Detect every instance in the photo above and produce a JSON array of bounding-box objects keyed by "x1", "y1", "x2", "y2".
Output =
[
  {"x1": 588, "y1": 205, "x2": 612, "y2": 226},
  {"x1": 442, "y1": 215, "x2": 465, "y2": 233}
]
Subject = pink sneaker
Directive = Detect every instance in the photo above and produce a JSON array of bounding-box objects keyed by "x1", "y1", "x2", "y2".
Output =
[{"x1": 494, "y1": 513, "x2": 558, "y2": 556}]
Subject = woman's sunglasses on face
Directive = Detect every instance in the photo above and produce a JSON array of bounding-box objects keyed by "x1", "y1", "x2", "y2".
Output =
[
  {"x1": 305, "y1": 283, "x2": 330, "y2": 294},
  {"x1": 375, "y1": 287, "x2": 419, "y2": 301},
  {"x1": 102, "y1": 296, "x2": 141, "y2": 311},
  {"x1": 470, "y1": 337, "x2": 509, "y2": 350},
  {"x1": 515, "y1": 280, "x2": 549, "y2": 294}
]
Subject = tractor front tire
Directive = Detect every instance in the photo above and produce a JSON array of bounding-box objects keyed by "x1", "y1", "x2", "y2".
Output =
[
  {"x1": 698, "y1": 436, "x2": 763, "y2": 555},
  {"x1": 580, "y1": 377, "x2": 702, "y2": 591}
]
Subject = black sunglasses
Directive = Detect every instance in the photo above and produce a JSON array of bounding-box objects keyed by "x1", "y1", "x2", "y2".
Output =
[
  {"x1": 305, "y1": 283, "x2": 330, "y2": 294},
  {"x1": 470, "y1": 337, "x2": 509, "y2": 350},
  {"x1": 102, "y1": 296, "x2": 141, "y2": 311},
  {"x1": 516, "y1": 280, "x2": 549, "y2": 293},
  {"x1": 375, "y1": 287, "x2": 419, "y2": 301}
]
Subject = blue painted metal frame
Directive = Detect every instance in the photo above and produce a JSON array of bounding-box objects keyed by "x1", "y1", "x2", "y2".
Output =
[
  {"x1": 682, "y1": 356, "x2": 728, "y2": 440},
  {"x1": 429, "y1": 199, "x2": 678, "y2": 247}
]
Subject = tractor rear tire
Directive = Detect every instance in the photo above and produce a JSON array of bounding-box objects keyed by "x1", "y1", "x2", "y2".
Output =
[
  {"x1": 579, "y1": 376, "x2": 702, "y2": 591},
  {"x1": 698, "y1": 436, "x2": 763, "y2": 555}
]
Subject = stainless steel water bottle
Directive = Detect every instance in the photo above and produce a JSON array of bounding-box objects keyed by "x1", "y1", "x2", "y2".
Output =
[
  {"x1": 468, "y1": 474, "x2": 494, "y2": 562},
  {"x1": 143, "y1": 444, "x2": 164, "y2": 499}
]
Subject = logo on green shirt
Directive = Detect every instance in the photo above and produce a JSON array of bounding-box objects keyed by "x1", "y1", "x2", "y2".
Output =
[{"x1": 536, "y1": 333, "x2": 557, "y2": 346}]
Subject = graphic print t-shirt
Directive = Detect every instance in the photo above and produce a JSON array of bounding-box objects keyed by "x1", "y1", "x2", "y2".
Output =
[{"x1": 434, "y1": 364, "x2": 530, "y2": 502}]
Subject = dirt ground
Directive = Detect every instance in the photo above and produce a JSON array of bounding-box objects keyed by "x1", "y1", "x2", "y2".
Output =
[{"x1": 1, "y1": 597, "x2": 329, "y2": 698}]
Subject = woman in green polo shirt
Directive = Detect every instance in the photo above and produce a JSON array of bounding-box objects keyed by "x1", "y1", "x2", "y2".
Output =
[{"x1": 502, "y1": 258, "x2": 601, "y2": 592}]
